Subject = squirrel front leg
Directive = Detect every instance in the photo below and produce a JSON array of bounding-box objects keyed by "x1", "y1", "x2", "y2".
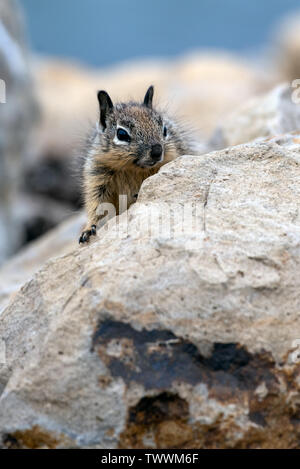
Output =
[{"x1": 79, "y1": 167, "x2": 114, "y2": 244}]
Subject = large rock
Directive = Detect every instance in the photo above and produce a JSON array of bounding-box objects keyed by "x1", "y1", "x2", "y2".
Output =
[
  {"x1": 1, "y1": 133, "x2": 300, "y2": 448},
  {"x1": 0, "y1": 0, "x2": 37, "y2": 263},
  {"x1": 213, "y1": 83, "x2": 300, "y2": 148}
]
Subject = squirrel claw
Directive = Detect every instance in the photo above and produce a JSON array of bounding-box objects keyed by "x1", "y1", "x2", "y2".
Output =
[{"x1": 79, "y1": 225, "x2": 97, "y2": 244}]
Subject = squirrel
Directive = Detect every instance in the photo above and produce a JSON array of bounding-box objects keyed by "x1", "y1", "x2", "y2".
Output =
[{"x1": 79, "y1": 85, "x2": 193, "y2": 243}]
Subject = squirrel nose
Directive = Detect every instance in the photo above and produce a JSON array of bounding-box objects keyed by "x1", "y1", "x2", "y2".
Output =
[{"x1": 150, "y1": 144, "x2": 163, "y2": 161}]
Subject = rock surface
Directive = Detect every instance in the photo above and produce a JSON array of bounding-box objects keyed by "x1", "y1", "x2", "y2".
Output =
[
  {"x1": 212, "y1": 83, "x2": 300, "y2": 148},
  {"x1": 1, "y1": 133, "x2": 300, "y2": 448}
]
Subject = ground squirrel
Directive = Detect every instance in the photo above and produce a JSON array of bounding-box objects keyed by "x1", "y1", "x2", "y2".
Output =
[{"x1": 79, "y1": 85, "x2": 193, "y2": 243}]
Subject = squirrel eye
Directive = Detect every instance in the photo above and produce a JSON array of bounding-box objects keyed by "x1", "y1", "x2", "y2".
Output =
[
  {"x1": 117, "y1": 128, "x2": 131, "y2": 142},
  {"x1": 163, "y1": 126, "x2": 168, "y2": 137}
]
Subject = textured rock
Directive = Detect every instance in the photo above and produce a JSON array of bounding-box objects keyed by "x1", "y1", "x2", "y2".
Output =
[
  {"x1": 213, "y1": 83, "x2": 300, "y2": 148},
  {"x1": 1, "y1": 133, "x2": 300, "y2": 448},
  {"x1": 0, "y1": 0, "x2": 37, "y2": 263},
  {"x1": 0, "y1": 212, "x2": 85, "y2": 315}
]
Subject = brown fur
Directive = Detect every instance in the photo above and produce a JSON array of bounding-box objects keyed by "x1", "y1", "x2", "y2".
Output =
[{"x1": 79, "y1": 87, "x2": 193, "y2": 243}]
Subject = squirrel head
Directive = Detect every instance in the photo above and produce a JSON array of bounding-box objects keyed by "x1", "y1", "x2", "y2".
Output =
[{"x1": 96, "y1": 86, "x2": 173, "y2": 169}]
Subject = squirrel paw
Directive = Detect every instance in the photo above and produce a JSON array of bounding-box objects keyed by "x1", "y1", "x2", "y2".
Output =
[{"x1": 79, "y1": 225, "x2": 96, "y2": 244}]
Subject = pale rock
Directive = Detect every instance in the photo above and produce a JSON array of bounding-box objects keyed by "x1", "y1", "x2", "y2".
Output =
[
  {"x1": 213, "y1": 83, "x2": 300, "y2": 148},
  {"x1": 0, "y1": 134, "x2": 300, "y2": 448},
  {"x1": 274, "y1": 13, "x2": 300, "y2": 81},
  {"x1": 0, "y1": 212, "x2": 85, "y2": 315},
  {"x1": 33, "y1": 52, "x2": 269, "y2": 161},
  {"x1": 0, "y1": 0, "x2": 37, "y2": 262}
]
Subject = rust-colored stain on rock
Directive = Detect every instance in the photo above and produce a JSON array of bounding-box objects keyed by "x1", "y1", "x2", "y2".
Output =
[
  {"x1": 3, "y1": 425, "x2": 60, "y2": 449},
  {"x1": 119, "y1": 392, "x2": 193, "y2": 449},
  {"x1": 93, "y1": 320, "x2": 300, "y2": 449}
]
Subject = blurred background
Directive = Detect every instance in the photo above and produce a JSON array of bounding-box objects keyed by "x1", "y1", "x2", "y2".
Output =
[
  {"x1": 21, "y1": 0, "x2": 300, "y2": 67},
  {"x1": 1, "y1": 0, "x2": 300, "y2": 268}
]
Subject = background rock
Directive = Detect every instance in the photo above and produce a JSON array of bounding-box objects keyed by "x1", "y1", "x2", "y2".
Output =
[
  {"x1": 14, "y1": 52, "x2": 267, "y2": 252},
  {"x1": 0, "y1": 211, "x2": 85, "y2": 315},
  {"x1": 212, "y1": 83, "x2": 300, "y2": 148},
  {"x1": 1, "y1": 134, "x2": 300, "y2": 448},
  {"x1": 0, "y1": 0, "x2": 37, "y2": 263},
  {"x1": 274, "y1": 13, "x2": 300, "y2": 82}
]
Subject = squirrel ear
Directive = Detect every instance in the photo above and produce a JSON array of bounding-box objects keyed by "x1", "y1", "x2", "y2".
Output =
[
  {"x1": 97, "y1": 90, "x2": 113, "y2": 130},
  {"x1": 143, "y1": 85, "x2": 154, "y2": 109}
]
